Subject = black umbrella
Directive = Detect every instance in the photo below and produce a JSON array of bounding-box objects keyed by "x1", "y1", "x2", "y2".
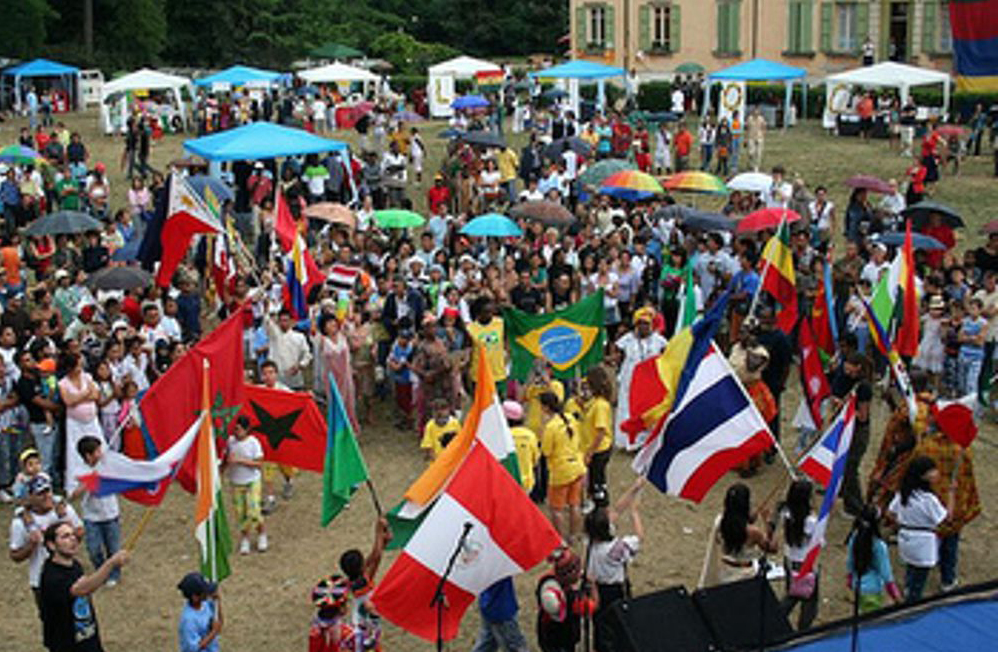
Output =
[
  {"x1": 459, "y1": 130, "x2": 506, "y2": 149},
  {"x1": 86, "y1": 266, "x2": 154, "y2": 291},
  {"x1": 24, "y1": 211, "x2": 103, "y2": 237},
  {"x1": 543, "y1": 137, "x2": 592, "y2": 161},
  {"x1": 653, "y1": 205, "x2": 734, "y2": 232},
  {"x1": 870, "y1": 231, "x2": 946, "y2": 251},
  {"x1": 900, "y1": 201, "x2": 964, "y2": 228}
]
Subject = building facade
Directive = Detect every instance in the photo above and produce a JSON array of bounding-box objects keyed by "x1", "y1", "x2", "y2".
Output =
[{"x1": 570, "y1": 0, "x2": 955, "y2": 77}]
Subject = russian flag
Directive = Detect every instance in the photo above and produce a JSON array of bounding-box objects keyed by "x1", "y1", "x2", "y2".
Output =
[{"x1": 796, "y1": 396, "x2": 856, "y2": 580}]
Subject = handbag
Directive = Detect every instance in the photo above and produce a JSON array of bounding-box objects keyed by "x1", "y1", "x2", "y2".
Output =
[{"x1": 788, "y1": 570, "x2": 816, "y2": 599}]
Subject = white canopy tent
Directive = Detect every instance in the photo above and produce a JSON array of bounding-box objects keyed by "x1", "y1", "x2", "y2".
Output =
[
  {"x1": 298, "y1": 62, "x2": 379, "y2": 84},
  {"x1": 823, "y1": 62, "x2": 951, "y2": 126},
  {"x1": 99, "y1": 68, "x2": 192, "y2": 134},
  {"x1": 427, "y1": 55, "x2": 502, "y2": 118}
]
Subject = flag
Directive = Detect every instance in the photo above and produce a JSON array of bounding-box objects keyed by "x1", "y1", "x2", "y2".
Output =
[
  {"x1": 137, "y1": 176, "x2": 171, "y2": 272},
  {"x1": 475, "y1": 69, "x2": 504, "y2": 92},
  {"x1": 77, "y1": 414, "x2": 201, "y2": 503},
  {"x1": 154, "y1": 173, "x2": 223, "y2": 287},
  {"x1": 322, "y1": 373, "x2": 370, "y2": 526},
  {"x1": 203, "y1": 186, "x2": 237, "y2": 303},
  {"x1": 931, "y1": 395, "x2": 979, "y2": 449},
  {"x1": 673, "y1": 262, "x2": 697, "y2": 337},
  {"x1": 372, "y1": 443, "x2": 560, "y2": 642},
  {"x1": 896, "y1": 219, "x2": 920, "y2": 358},
  {"x1": 195, "y1": 361, "x2": 232, "y2": 583},
  {"x1": 621, "y1": 292, "x2": 729, "y2": 442},
  {"x1": 285, "y1": 232, "x2": 309, "y2": 319},
  {"x1": 798, "y1": 319, "x2": 831, "y2": 431},
  {"x1": 387, "y1": 343, "x2": 520, "y2": 548},
  {"x1": 949, "y1": 0, "x2": 998, "y2": 92},
  {"x1": 759, "y1": 220, "x2": 797, "y2": 333},
  {"x1": 240, "y1": 384, "x2": 327, "y2": 473},
  {"x1": 796, "y1": 396, "x2": 856, "y2": 580},
  {"x1": 504, "y1": 291, "x2": 605, "y2": 382},
  {"x1": 137, "y1": 308, "x2": 246, "y2": 499},
  {"x1": 979, "y1": 351, "x2": 994, "y2": 409},
  {"x1": 275, "y1": 188, "x2": 323, "y2": 307},
  {"x1": 862, "y1": 297, "x2": 918, "y2": 423},
  {"x1": 811, "y1": 261, "x2": 836, "y2": 359}
]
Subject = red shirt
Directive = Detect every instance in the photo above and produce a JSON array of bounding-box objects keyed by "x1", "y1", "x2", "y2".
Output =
[
  {"x1": 857, "y1": 97, "x2": 874, "y2": 119},
  {"x1": 635, "y1": 151, "x2": 651, "y2": 172},
  {"x1": 674, "y1": 130, "x2": 693, "y2": 157},
  {"x1": 427, "y1": 185, "x2": 451, "y2": 214},
  {"x1": 922, "y1": 132, "x2": 940, "y2": 158},
  {"x1": 907, "y1": 164, "x2": 926, "y2": 194}
]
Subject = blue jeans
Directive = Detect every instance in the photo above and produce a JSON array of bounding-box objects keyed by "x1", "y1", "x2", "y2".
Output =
[
  {"x1": 939, "y1": 534, "x2": 959, "y2": 587},
  {"x1": 959, "y1": 355, "x2": 983, "y2": 397},
  {"x1": 730, "y1": 138, "x2": 741, "y2": 170},
  {"x1": 0, "y1": 427, "x2": 24, "y2": 487},
  {"x1": 29, "y1": 422, "x2": 57, "y2": 482},
  {"x1": 471, "y1": 617, "x2": 529, "y2": 652},
  {"x1": 905, "y1": 564, "x2": 931, "y2": 602},
  {"x1": 84, "y1": 518, "x2": 121, "y2": 582}
]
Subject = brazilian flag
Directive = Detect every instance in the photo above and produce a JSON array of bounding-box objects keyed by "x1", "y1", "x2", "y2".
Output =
[{"x1": 504, "y1": 290, "x2": 605, "y2": 382}]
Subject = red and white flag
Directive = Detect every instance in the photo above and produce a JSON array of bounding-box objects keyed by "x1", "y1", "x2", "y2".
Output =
[
  {"x1": 797, "y1": 319, "x2": 831, "y2": 431},
  {"x1": 156, "y1": 173, "x2": 223, "y2": 286},
  {"x1": 372, "y1": 443, "x2": 560, "y2": 642}
]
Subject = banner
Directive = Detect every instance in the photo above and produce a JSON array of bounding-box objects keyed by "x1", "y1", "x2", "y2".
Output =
[
  {"x1": 950, "y1": 0, "x2": 998, "y2": 91},
  {"x1": 718, "y1": 81, "x2": 745, "y2": 125}
]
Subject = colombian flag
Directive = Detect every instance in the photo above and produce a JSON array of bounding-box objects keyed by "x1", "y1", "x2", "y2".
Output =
[
  {"x1": 950, "y1": 0, "x2": 998, "y2": 91},
  {"x1": 759, "y1": 221, "x2": 798, "y2": 334}
]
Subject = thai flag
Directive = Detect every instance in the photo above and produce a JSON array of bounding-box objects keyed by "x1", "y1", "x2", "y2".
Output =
[
  {"x1": 77, "y1": 414, "x2": 202, "y2": 503},
  {"x1": 632, "y1": 344, "x2": 775, "y2": 502},
  {"x1": 795, "y1": 396, "x2": 857, "y2": 579}
]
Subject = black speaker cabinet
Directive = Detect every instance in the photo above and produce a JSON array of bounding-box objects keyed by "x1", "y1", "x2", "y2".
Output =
[
  {"x1": 596, "y1": 585, "x2": 714, "y2": 652},
  {"x1": 693, "y1": 576, "x2": 794, "y2": 650}
]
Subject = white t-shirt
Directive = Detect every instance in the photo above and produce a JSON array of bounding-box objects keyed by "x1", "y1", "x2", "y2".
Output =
[
  {"x1": 671, "y1": 89, "x2": 685, "y2": 113},
  {"x1": 226, "y1": 436, "x2": 263, "y2": 485},
  {"x1": 9, "y1": 504, "x2": 83, "y2": 587},
  {"x1": 561, "y1": 150, "x2": 579, "y2": 180},
  {"x1": 587, "y1": 535, "x2": 640, "y2": 584},
  {"x1": 889, "y1": 490, "x2": 947, "y2": 568},
  {"x1": 782, "y1": 513, "x2": 818, "y2": 563},
  {"x1": 80, "y1": 487, "x2": 120, "y2": 523},
  {"x1": 861, "y1": 260, "x2": 889, "y2": 287}
]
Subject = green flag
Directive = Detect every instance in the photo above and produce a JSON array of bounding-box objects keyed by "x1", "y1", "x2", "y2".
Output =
[
  {"x1": 504, "y1": 290, "x2": 605, "y2": 382},
  {"x1": 674, "y1": 263, "x2": 697, "y2": 337},
  {"x1": 322, "y1": 373, "x2": 370, "y2": 526}
]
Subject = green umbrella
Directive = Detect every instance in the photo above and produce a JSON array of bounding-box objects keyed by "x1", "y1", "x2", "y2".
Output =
[
  {"x1": 675, "y1": 62, "x2": 705, "y2": 74},
  {"x1": 310, "y1": 42, "x2": 363, "y2": 60},
  {"x1": 578, "y1": 159, "x2": 635, "y2": 188},
  {"x1": 375, "y1": 209, "x2": 425, "y2": 230}
]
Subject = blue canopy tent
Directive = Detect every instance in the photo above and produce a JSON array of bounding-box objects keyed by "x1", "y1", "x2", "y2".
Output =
[
  {"x1": 194, "y1": 65, "x2": 282, "y2": 89},
  {"x1": 704, "y1": 58, "x2": 807, "y2": 129},
  {"x1": 183, "y1": 122, "x2": 348, "y2": 161},
  {"x1": 529, "y1": 60, "x2": 624, "y2": 116},
  {"x1": 1, "y1": 58, "x2": 81, "y2": 112}
]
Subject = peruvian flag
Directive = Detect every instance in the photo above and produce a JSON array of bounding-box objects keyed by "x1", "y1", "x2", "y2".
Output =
[
  {"x1": 798, "y1": 319, "x2": 831, "y2": 431},
  {"x1": 372, "y1": 443, "x2": 561, "y2": 642},
  {"x1": 156, "y1": 173, "x2": 223, "y2": 286}
]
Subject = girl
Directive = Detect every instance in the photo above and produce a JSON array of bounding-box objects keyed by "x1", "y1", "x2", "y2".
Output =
[
  {"x1": 846, "y1": 506, "x2": 902, "y2": 613},
  {"x1": 699, "y1": 483, "x2": 777, "y2": 587},
  {"x1": 580, "y1": 366, "x2": 614, "y2": 508},
  {"x1": 539, "y1": 391, "x2": 585, "y2": 541},
  {"x1": 913, "y1": 295, "x2": 946, "y2": 385},
  {"x1": 780, "y1": 480, "x2": 819, "y2": 630},
  {"x1": 94, "y1": 359, "x2": 120, "y2": 450}
]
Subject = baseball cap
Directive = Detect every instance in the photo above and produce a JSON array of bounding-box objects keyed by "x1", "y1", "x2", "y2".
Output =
[
  {"x1": 177, "y1": 572, "x2": 217, "y2": 599},
  {"x1": 27, "y1": 475, "x2": 52, "y2": 495}
]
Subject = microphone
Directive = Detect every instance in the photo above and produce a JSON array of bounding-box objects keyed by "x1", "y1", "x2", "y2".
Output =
[{"x1": 462, "y1": 522, "x2": 473, "y2": 534}]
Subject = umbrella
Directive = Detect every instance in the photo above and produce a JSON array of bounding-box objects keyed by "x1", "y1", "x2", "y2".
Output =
[
  {"x1": 599, "y1": 187, "x2": 657, "y2": 202},
  {"x1": 870, "y1": 231, "x2": 946, "y2": 251},
  {"x1": 186, "y1": 175, "x2": 234, "y2": 204},
  {"x1": 736, "y1": 207, "x2": 803, "y2": 233},
  {"x1": 392, "y1": 110, "x2": 424, "y2": 123},
  {"x1": 727, "y1": 172, "x2": 773, "y2": 193},
  {"x1": 460, "y1": 213, "x2": 523, "y2": 238},
  {"x1": 437, "y1": 128, "x2": 465, "y2": 139},
  {"x1": 675, "y1": 62, "x2": 706, "y2": 74},
  {"x1": 901, "y1": 201, "x2": 964, "y2": 229},
  {"x1": 460, "y1": 130, "x2": 506, "y2": 149},
  {"x1": 544, "y1": 137, "x2": 592, "y2": 161},
  {"x1": 662, "y1": 171, "x2": 729, "y2": 195},
  {"x1": 601, "y1": 170, "x2": 664, "y2": 194},
  {"x1": 24, "y1": 211, "x2": 104, "y2": 237},
  {"x1": 578, "y1": 159, "x2": 635, "y2": 187},
  {"x1": 845, "y1": 174, "x2": 893, "y2": 194},
  {"x1": 451, "y1": 95, "x2": 490, "y2": 110},
  {"x1": 86, "y1": 266, "x2": 154, "y2": 291},
  {"x1": 0, "y1": 145, "x2": 45, "y2": 166},
  {"x1": 509, "y1": 201, "x2": 575, "y2": 227},
  {"x1": 654, "y1": 205, "x2": 735, "y2": 232},
  {"x1": 374, "y1": 209, "x2": 424, "y2": 229},
  {"x1": 935, "y1": 125, "x2": 966, "y2": 138},
  {"x1": 304, "y1": 202, "x2": 356, "y2": 229},
  {"x1": 642, "y1": 111, "x2": 681, "y2": 124}
]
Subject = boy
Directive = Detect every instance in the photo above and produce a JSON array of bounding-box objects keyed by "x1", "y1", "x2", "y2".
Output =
[
  {"x1": 503, "y1": 400, "x2": 539, "y2": 494},
  {"x1": 958, "y1": 297, "x2": 987, "y2": 396},
  {"x1": 387, "y1": 329, "x2": 414, "y2": 430},
  {"x1": 419, "y1": 398, "x2": 460, "y2": 461},
  {"x1": 339, "y1": 518, "x2": 392, "y2": 652},
  {"x1": 178, "y1": 572, "x2": 222, "y2": 652},
  {"x1": 72, "y1": 436, "x2": 123, "y2": 586},
  {"x1": 226, "y1": 416, "x2": 267, "y2": 554},
  {"x1": 12, "y1": 447, "x2": 48, "y2": 504}
]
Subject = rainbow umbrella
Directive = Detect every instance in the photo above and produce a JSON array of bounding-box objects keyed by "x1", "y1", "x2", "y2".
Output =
[
  {"x1": 662, "y1": 171, "x2": 729, "y2": 195},
  {"x1": 600, "y1": 170, "x2": 664, "y2": 195},
  {"x1": 0, "y1": 145, "x2": 46, "y2": 166}
]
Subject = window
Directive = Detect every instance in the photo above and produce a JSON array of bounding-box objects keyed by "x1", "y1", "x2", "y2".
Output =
[
  {"x1": 787, "y1": 0, "x2": 813, "y2": 53},
  {"x1": 938, "y1": 1, "x2": 952, "y2": 52},
  {"x1": 716, "y1": 0, "x2": 742, "y2": 55},
  {"x1": 653, "y1": 5, "x2": 672, "y2": 50},
  {"x1": 836, "y1": 2, "x2": 857, "y2": 52},
  {"x1": 589, "y1": 5, "x2": 607, "y2": 47}
]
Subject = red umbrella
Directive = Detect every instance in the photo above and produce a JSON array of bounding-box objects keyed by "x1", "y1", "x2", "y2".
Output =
[
  {"x1": 845, "y1": 174, "x2": 893, "y2": 194},
  {"x1": 936, "y1": 125, "x2": 967, "y2": 138},
  {"x1": 736, "y1": 207, "x2": 802, "y2": 233}
]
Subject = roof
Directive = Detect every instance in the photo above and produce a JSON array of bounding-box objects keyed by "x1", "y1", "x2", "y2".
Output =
[
  {"x1": 183, "y1": 122, "x2": 348, "y2": 161},
  {"x1": 3, "y1": 58, "x2": 80, "y2": 78},
  {"x1": 194, "y1": 65, "x2": 281, "y2": 87},
  {"x1": 708, "y1": 58, "x2": 806, "y2": 81},
  {"x1": 824, "y1": 61, "x2": 950, "y2": 88},
  {"x1": 102, "y1": 68, "x2": 192, "y2": 98},
  {"x1": 428, "y1": 55, "x2": 501, "y2": 77},
  {"x1": 529, "y1": 59, "x2": 625, "y2": 80},
  {"x1": 297, "y1": 62, "x2": 378, "y2": 84}
]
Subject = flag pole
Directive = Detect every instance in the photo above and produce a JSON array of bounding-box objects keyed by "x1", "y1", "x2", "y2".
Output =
[
  {"x1": 365, "y1": 479, "x2": 383, "y2": 517},
  {"x1": 745, "y1": 212, "x2": 786, "y2": 322},
  {"x1": 123, "y1": 506, "x2": 156, "y2": 551}
]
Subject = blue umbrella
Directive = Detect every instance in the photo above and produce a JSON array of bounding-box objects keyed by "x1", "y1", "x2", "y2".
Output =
[
  {"x1": 870, "y1": 231, "x2": 946, "y2": 251},
  {"x1": 460, "y1": 213, "x2": 523, "y2": 238},
  {"x1": 451, "y1": 95, "x2": 490, "y2": 110},
  {"x1": 186, "y1": 175, "x2": 235, "y2": 204},
  {"x1": 543, "y1": 88, "x2": 569, "y2": 99}
]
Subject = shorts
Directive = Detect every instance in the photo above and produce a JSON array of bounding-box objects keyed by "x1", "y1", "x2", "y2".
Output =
[
  {"x1": 547, "y1": 477, "x2": 583, "y2": 510},
  {"x1": 263, "y1": 462, "x2": 298, "y2": 485},
  {"x1": 232, "y1": 478, "x2": 263, "y2": 531}
]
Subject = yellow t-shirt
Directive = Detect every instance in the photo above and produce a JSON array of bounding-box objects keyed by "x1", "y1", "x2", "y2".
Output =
[
  {"x1": 420, "y1": 416, "x2": 461, "y2": 459},
  {"x1": 580, "y1": 397, "x2": 613, "y2": 456},
  {"x1": 510, "y1": 426, "x2": 540, "y2": 493},
  {"x1": 467, "y1": 318, "x2": 507, "y2": 381},
  {"x1": 564, "y1": 395, "x2": 586, "y2": 424},
  {"x1": 541, "y1": 414, "x2": 586, "y2": 486},
  {"x1": 525, "y1": 380, "x2": 565, "y2": 435}
]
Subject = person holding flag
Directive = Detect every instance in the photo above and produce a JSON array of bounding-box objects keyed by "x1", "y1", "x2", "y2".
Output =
[{"x1": 613, "y1": 307, "x2": 667, "y2": 448}]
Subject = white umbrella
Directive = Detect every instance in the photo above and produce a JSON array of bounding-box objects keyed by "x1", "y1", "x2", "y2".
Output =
[{"x1": 727, "y1": 172, "x2": 773, "y2": 193}]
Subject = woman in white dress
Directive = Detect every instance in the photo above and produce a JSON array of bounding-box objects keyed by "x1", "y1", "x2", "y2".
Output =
[{"x1": 58, "y1": 351, "x2": 105, "y2": 495}]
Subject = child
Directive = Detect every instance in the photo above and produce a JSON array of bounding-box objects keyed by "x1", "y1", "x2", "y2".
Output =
[
  {"x1": 72, "y1": 436, "x2": 123, "y2": 586},
  {"x1": 941, "y1": 301, "x2": 964, "y2": 398},
  {"x1": 338, "y1": 518, "x2": 392, "y2": 652},
  {"x1": 226, "y1": 415, "x2": 267, "y2": 554},
  {"x1": 419, "y1": 398, "x2": 459, "y2": 461},
  {"x1": 37, "y1": 358, "x2": 58, "y2": 430},
  {"x1": 503, "y1": 400, "x2": 539, "y2": 494},
  {"x1": 94, "y1": 359, "x2": 120, "y2": 449},
  {"x1": 117, "y1": 380, "x2": 145, "y2": 459},
  {"x1": 308, "y1": 575, "x2": 356, "y2": 652},
  {"x1": 177, "y1": 572, "x2": 222, "y2": 652},
  {"x1": 387, "y1": 329, "x2": 414, "y2": 430},
  {"x1": 846, "y1": 506, "x2": 902, "y2": 613},
  {"x1": 12, "y1": 447, "x2": 48, "y2": 503},
  {"x1": 913, "y1": 294, "x2": 946, "y2": 388},
  {"x1": 958, "y1": 297, "x2": 987, "y2": 396}
]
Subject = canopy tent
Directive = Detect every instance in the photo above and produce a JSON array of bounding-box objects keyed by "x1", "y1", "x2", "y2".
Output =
[
  {"x1": 309, "y1": 42, "x2": 363, "y2": 61},
  {"x1": 183, "y1": 122, "x2": 348, "y2": 161},
  {"x1": 427, "y1": 55, "x2": 502, "y2": 118},
  {"x1": 298, "y1": 62, "x2": 378, "y2": 84},
  {"x1": 1, "y1": 58, "x2": 81, "y2": 111},
  {"x1": 704, "y1": 58, "x2": 807, "y2": 128},
  {"x1": 529, "y1": 59, "x2": 625, "y2": 118},
  {"x1": 194, "y1": 65, "x2": 282, "y2": 90},
  {"x1": 823, "y1": 61, "x2": 951, "y2": 124},
  {"x1": 99, "y1": 68, "x2": 193, "y2": 135}
]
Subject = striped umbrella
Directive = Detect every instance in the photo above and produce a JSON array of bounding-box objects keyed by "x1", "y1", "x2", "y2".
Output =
[
  {"x1": 0, "y1": 145, "x2": 46, "y2": 166},
  {"x1": 578, "y1": 159, "x2": 634, "y2": 187},
  {"x1": 600, "y1": 170, "x2": 664, "y2": 194},
  {"x1": 662, "y1": 171, "x2": 729, "y2": 195}
]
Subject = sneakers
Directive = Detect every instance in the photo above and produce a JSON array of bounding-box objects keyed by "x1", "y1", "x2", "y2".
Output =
[
  {"x1": 239, "y1": 537, "x2": 251, "y2": 555},
  {"x1": 941, "y1": 579, "x2": 959, "y2": 593},
  {"x1": 0, "y1": 488, "x2": 12, "y2": 504},
  {"x1": 282, "y1": 480, "x2": 294, "y2": 500},
  {"x1": 262, "y1": 495, "x2": 277, "y2": 515},
  {"x1": 105, "y1": 578, "x2": 119, "y2": 588},
  {"x1": 257, "y1": 533, "x2": 269, "y2": 552}
]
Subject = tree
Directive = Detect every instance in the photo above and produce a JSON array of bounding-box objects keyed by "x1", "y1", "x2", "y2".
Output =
[
  {"x1": 369, "y1": 31, "x2": 458, "y2": 76},
  {"x1": 0, "y1": 0, "x2": 55, "y2": 59},
  {"x1": 100, "y1": 0, "x2": 166, "y2": 69}
]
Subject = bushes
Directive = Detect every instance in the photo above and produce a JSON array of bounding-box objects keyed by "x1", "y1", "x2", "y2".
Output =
[{"x1": 637, "y1": 81, "x2": 673, "y2": 111}]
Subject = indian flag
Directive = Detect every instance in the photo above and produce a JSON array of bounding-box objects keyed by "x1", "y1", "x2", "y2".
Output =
[
  {"x1": 386, "y1": 343, "x2": 520, "y2": 549},
  {"x1": 759, "y1": 220, "x2": 797, "y2": 333},
  {"x1": 194, "y1": 360, "x2": 232, "y2": 582}
]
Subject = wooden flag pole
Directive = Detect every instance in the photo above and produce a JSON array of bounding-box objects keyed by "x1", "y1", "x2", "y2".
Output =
[
  {"x1": 123, "y1": 506, "x2": 157, "y2": 551},
  {"x1": 366, "y1": 479, "x2": 383, "y2": 517}
]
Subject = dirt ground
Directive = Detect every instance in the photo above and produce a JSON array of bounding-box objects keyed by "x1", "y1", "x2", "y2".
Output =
[{"x1": 1, "y1": 108, "x2": 997, "y2": 651}]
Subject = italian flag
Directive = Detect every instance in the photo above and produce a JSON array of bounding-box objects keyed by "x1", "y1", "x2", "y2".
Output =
[
  {"x1": 372, "y1": 443, "x2": 561, "y2": 642},
  {"x1": 759, "y1": 220, "x2": 798, "y2": 333},
  {"x1": 386, "y1": 343, "x2": 520, "y2": 549},
  {"x1": 194, "y1": 361, "x2": 232, "y2": 582}
]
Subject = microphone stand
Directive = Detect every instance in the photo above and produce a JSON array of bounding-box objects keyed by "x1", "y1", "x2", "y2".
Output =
[
  {"x1": 582, "y1": 536, "x2": 594, "y2": 652},
  {"x1": 431, "y1": 522, "x2": 474, "y2": 652}
]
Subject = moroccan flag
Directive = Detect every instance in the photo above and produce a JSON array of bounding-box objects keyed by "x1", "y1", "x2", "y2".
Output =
[
  {"x1": 387, "y1": 343, "x2": 520, "y2": 548},
  {"x1": 759, "y1": 221, "x2": 797, "y2": 333},
  {"x1": 240, "y1": 385, "x2": 326, "y2": 473},
  {"x1": 896, "y1": 219, "x2": 920, "y2": 358},
  {"x1": 950, "y1": 0, "x2": 998, "y2": 91},
  {"x1": 798, "y1": 319, "x2": 831, "y2": 431},
  {"x1": 504, "y1": 291, "x2": 605, "y2": 382},
  {"x1": 372, "y1": 443, "x2": 560, "y2": 642},
  {"x1": 322, "y1": 373, "x2": 370, "y2": 526},
  {"x1": 154, "y1": 172, "x2": 223, "y2": 287},
  {"x1": 195, "y1": 361, "x2": 232, "y2": 583},
  {"x1": 811, "y1": 261, "x2": 836, "y2": 359}
]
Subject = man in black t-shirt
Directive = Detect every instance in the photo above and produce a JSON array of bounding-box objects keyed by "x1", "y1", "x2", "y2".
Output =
[
  {"x1": 830, "y1": 352, "x2": 873, "y2": 515},
  {"x1": 40, "y1": 521, "x2": 128, "y2": 652},
  {"x1": 510, "y1": 270, "x2": 543, "y2": 314}
]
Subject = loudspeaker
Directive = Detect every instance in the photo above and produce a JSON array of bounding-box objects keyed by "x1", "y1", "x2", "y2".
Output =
[
  {"x1": 693, "y1": 575, "x2": 794, "y2": 650},
  {"x1": 597, "y1": 586, "x2": 714, "y2": 652}
]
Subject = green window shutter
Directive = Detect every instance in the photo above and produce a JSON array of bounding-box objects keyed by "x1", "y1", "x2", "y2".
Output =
[
  {"x1": 820, "y1": 1, "x2": 833, "y2": 52},
  {"x1": 855, "y1": 1, "x2": 870, "y2": 51},
  {"x1": 670, "y1": 4, "x2": 682, "y2": 52},
  {"x1": 576, "y1": 5, "x2": 587, "y2": 49},
  {"x1": 787, "y1": 2, "x2": 798, "y2": 52},
  {"x1": 729, "y1": 0, "x2": 742, "y2": 52},
  {"x1": 639, "y1": 4, "x2": 651, "y2": 51},
  {"x1": 802, "y1": 0, "x2": 813, "y2": 51},
  {"x1": 605, "y1": 3, "x2": 615, "y2": 48},
  {"x1": 717, "y1": 2, "x2": 728, "y2": 52},
  {"x1": 922, "y1": 0, "x2": 937, "y2": 54}
]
